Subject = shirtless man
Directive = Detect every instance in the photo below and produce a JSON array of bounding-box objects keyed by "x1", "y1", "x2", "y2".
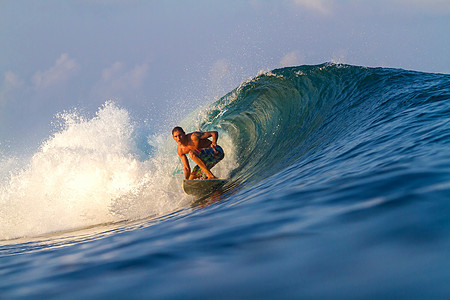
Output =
[{"x1": 172, "y1": 126, "x2": 225, "y2": 180}]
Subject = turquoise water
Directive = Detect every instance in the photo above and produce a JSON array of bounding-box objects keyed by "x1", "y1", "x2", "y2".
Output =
[{"x1": 1, "y1": 64, "x2": 449, "y2": 299}]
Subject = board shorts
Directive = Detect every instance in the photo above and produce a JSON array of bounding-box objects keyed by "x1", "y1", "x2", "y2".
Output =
[{"x1": 191, "y1": 146, "x2": 225, "y2": 179}]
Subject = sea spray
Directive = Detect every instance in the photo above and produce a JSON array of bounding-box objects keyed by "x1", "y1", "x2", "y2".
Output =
[
  {"x1": 0, "y1": 103, "x2": 189, "y2": 240},
  {"x1": 0, "y1": 101, "x2": 239, "y2": 240}
]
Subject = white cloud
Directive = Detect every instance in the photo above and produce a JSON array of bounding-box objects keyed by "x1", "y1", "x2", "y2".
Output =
[
  {"x1": 93, "y1": 61, "x2": 149, "y2": 98},
  {"x1": 291, "y1": 0, "x2": 450, "y2": 17},
  {"x1": 124, "y1": 63, "x2": 148, "y2": 89},
  {"x1": 292, "y1": 0, "x2": 334, "y2": 15},
  {"x1": 103, "y1": 62, "x2": 148, "y2": 89},
  {"x1": 32, "y1": 54, "x2": 80, "y2": 89},
  {"x1": 2, "y1": 71, "x2": 23, "y2": 91},
  {"x1": 0, "y1": 72, "x2": 24, "y2": 105},
  {"x1": 280, "y1": 51, "x2": 304, "y2": 67},
  {"x1": 102, "y1": 62, "x2": 125, "y2": 82}
]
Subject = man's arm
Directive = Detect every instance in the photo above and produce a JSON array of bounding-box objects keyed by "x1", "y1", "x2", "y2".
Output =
[
  {"x1": 197, "y1": 131, "x2": 218, "y2": 148},
  {"x1": 178, "y1": 149, "x2": 191, "y2": 180}
]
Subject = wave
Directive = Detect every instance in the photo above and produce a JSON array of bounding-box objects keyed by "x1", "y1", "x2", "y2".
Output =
[
  {"x1": 196, "y1": 63, "x2": 449, "y2": 185},
  {"x1": 1, "y1": 63, "x2": 449, "y2": 240}
]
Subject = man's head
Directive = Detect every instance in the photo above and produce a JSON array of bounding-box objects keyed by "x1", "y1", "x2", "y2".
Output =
[{"x1": 172, "y1": 126, "x2": 186, "y2": 144}]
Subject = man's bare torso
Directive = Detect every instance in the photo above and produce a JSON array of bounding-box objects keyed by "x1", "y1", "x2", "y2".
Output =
[{"x1": 177, "y1": 132, "x2": 213, "y2": 155}]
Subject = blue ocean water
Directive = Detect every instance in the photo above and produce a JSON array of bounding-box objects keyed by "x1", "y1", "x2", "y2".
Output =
[{"x1": 1, "y1": 64, "x2": 449, "y2": 299}]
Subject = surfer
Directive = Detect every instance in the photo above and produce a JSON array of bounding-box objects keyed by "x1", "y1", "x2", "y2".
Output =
[{"x1": 172, "y1": 126, "x2": 224, "y2": 180}]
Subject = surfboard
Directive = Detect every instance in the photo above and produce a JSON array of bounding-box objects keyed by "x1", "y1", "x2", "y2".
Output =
[{"x1": 182, "y1": 179, "x2": 227, "y2": 197}]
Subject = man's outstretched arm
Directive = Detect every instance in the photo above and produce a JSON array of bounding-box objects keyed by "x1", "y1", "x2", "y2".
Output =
[{"x1": 179, "y1": 151, "x2": 191, "y2": 180}]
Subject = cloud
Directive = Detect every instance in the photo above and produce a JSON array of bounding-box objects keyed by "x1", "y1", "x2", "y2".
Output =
[
  {"x1": 0, "y1": 72, "x2": 24, "y2": 105},
  {"x1": 93, "y1": 61, "x2": 149, "y2": 98},
  {"x1": 32, "y1": 54, "x2": 80, "y2": 89},
  {"x1": 290, "y1": 0, "x2": 450, "y2": 17},
  {"x1": 2, "y1": 72, "x2": 23, "y2": 91},
  {"x1": 292, "y1": 0, "x2": 334, "y2": 15},
  {"x1": 280, "y1": 51, "x2": 304, "y2": 67},
  {"x1": 102, "y1": 62, "x2": 148, "y2": 89},
  {"x1": 102, "y1": 62, "x2": 125, "y2": 82}
]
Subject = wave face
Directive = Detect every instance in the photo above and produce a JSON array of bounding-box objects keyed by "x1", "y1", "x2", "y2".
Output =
[{"x1": 199, "y1": 64, "x2": 450, "y2": 189}]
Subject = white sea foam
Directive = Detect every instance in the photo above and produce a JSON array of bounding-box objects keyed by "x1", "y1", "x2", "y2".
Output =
[
  {"x1": 0, "y1": 102, "x2": 238, "y2": 240},
  {"x1": 0, "y1": 102, "x2": 239, "y2": 240}
]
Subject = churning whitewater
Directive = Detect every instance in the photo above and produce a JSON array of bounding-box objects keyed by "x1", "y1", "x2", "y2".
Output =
[{"x1": 0, "y1": 102, "x2": 237, "y2": 240}]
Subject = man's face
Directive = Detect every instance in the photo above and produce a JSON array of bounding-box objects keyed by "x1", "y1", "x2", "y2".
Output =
[{"x1": 172, "y1": 130, "x2": 185, "y2": 144}]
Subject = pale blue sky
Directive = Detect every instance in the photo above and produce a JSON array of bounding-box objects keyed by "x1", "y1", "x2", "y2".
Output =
[{"x1": 1, "y1": 0, "x2": 449, "y2": 148}]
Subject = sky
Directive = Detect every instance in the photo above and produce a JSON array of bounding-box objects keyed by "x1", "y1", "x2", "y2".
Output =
[{"x1": 1, "y1": 0, "x2": 449, "y2": 149}]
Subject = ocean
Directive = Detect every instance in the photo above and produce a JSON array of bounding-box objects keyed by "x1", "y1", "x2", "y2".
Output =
[{"x1": 1, "y1": 63, "x2": 449, "y2": 299}]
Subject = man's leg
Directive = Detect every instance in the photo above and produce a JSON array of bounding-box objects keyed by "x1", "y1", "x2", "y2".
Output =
[
  {"x1": 189, "y1": 172, "x2": 199, "y2": 180},
  {"x1": 189, "y1": 152, "x2": 216, "y2": 179},
  {"x1": 189, "y1": 167, "x2": 202, "y2": 180}
]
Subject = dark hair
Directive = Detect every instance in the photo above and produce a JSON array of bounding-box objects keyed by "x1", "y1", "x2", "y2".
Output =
[{"x1": 172, "y1": 126, "x2": 185, "y2": 135}]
